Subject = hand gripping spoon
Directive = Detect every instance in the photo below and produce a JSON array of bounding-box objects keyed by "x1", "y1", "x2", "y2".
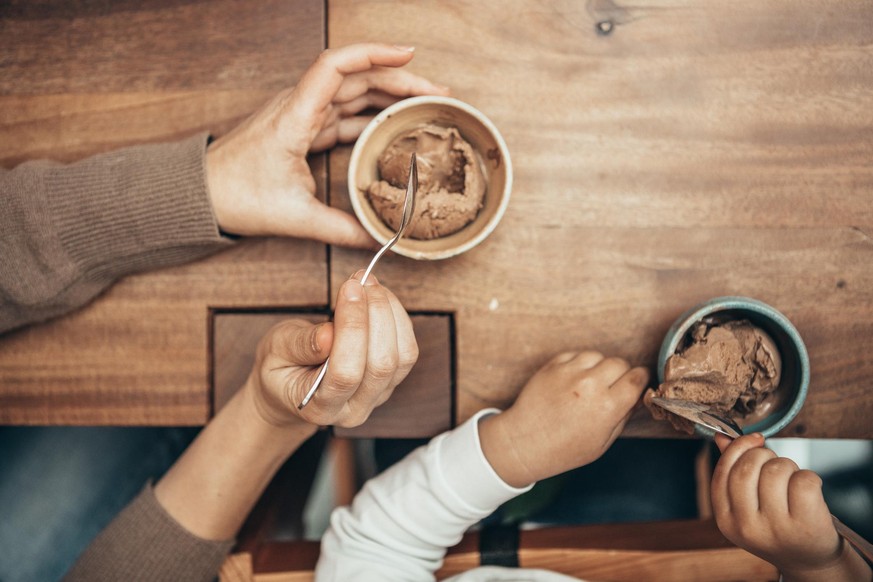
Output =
[
  {"x1": 650, "y1": 396, "x2": 873, "y2": 564},
  {"x1": 297, "y1": 153, "x2": 418, "y2": 410}
]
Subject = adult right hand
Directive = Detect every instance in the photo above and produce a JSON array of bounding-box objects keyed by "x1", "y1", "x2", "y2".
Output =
[{"x1": 245, "y1": 271, "x2": 419, "y2": 429}]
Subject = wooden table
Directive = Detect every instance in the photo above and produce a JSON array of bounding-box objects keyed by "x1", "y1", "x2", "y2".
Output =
[
  {"x1": 0, "y1": 0, "x2": 329, "y2": 425},
  {"x1": 2, "y1": 0, "x2": 872, "y2": 439},
  {"x1": 328, "y1": 0, "x2": 873, "y2": 439}
]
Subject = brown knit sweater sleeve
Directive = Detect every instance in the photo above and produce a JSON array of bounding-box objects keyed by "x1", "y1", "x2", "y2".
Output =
[
  {"x1": 0, "y1": 133, "x2": 231, "y2": 334},
  {"x1": 64, "y1": 484, "x2": 234, "y2": 582}
]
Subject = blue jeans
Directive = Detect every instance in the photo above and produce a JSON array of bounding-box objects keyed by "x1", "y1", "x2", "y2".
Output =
[{"x1": 0, "y1": 426, "x2": 198, "y2": 582}]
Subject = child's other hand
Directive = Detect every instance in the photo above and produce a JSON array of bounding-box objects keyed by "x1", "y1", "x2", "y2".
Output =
[
  {"x1": 711, "y1": 434, "x2": 870, "y2": 581},
  {"x1": 479, "y1": 351, "x2": 649, "y2": 488},
  {"x1": 244, "y1": 272, "x2": 418, "y2": 430}
]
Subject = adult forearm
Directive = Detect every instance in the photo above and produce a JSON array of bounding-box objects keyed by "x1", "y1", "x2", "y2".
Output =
[
  {"x1": 154, "y1": 382, "x2": 317, "y2": 541},
  {"x1": 0, "y1": 134, "x2": 229, "y2": 334}
]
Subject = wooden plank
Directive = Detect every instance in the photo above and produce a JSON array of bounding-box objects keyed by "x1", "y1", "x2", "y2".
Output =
[
  {"x1": 0, "y1": 91, "x2": 276, "y2": 166},
  {"x1": 213, "y1": 313, "x2": 453, "y2": 438},
  {"x1": 235, "y1": 520, "x2": 776, "y2": 581},
  {"x1": 519, "y1": 519, "x2": 739, "y2": 551},
  {"x1": 0, "y1": 0, "x2": 328, "y2": 425},
  {"x1": 248, "y1": 541, "x2": 320, "y2": 577},
  {"x1": 220, "y1": 552, "x2": 254, "y2": 582},
  {"x1": 328, "y1": 0, "x2": 873, "y2": 438},
  {"x1": 515, "y1": 547, "x2": 776, "y2": 582},
  {"x1": 254, "y1": 574, "x2": 313, "y2": 582},
  {"x1": 0, "y1": 0, "x2": 323, "y2": 93},
  {"x1": 438, "y1": 520, "x2": 777, "y2": 581},
  {"x1": 0, "y1": 238, "x2": 327, "y2": 425},
  {"x1": 213, "y1": 313, "x2": 328, "y2": 414}
]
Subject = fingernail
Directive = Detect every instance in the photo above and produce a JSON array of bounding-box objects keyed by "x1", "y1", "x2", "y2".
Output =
[
  {"x1": 342, "y1": 280, "x2": 364, "y2": 302},
  {"x1": 393, "y1": 45, "x2": 415, "y2": 52},
  {"x1": 363, "y1": 273, "x2": 378, "y2": 286},
  {"x1": 311, "y1": 324, "x2": 323, "y2": 353},
  {"x1": 351, "y1": 269, "x2": 366, "y2": 281}
]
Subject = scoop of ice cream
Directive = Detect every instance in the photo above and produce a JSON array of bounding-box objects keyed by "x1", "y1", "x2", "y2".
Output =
[
  {"x1": 366, "y1": 125, "x2": 486, "y2": 240},
  {"x1": 644, "y1": 320, "x2": 783, "y2": 434}
]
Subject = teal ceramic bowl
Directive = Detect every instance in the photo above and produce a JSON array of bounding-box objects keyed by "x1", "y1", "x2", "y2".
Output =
[{"x1": 657, "y1": 296, "x2": 809, "y2": 438}]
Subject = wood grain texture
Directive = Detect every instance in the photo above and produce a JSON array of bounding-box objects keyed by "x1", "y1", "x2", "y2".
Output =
[
  {"x1": 245, "y1": 541, "x2": 320, "y2": 579},
  {"x1": 254, "y1": 574, "x2": 312, "y2": 582},
  {"x1": 213, "y1": 313, "x2": 453, "y2": 438},
  {"x1": 515, "y1": 548, "x2": 776, "y2": 581},
  {"x1": 0, "y1": 91, "x2": 276, "y2": 167},
  {"x1": 224, "y1": 520, "x2": 776, "y2": 581},
  {"x1": 0, "y1": 238, "x2": 327, "y2": 424},
  {"x1": 438, "y1": 520, "x2": 777, "y2": 580},
  {"x1": 213, "y1": 313, "x2": 328, "y2": 415},
  {"x1": 512, "y1": 519, "x2": 778, "y2": 581},
  {"x1": 0, "y1": 0, "x2": 322, "y2": 93},
  {"x1": 0, "y1": 0, "x2": 328, "y2": 425},
  {"x1": 328, "y1": 0, "x2": 873, "y2": 438},
  {"x1": 219, "y1": 552, "x2": 254, "y2": 582}
]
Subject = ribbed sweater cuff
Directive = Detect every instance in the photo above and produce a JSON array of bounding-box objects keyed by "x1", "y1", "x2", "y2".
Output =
[
  {"x1": 436, "y1": 409, "x2": 534, "y2": 513},
  {"x1": 64, "y1": 483, "x2": 234, "y2": 582},
  {"x1": 46, "y1": 132, "x2": 229, "y2": 282}
]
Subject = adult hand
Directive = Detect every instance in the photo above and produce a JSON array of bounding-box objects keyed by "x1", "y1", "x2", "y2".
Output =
[
  {"x1": 711, "y1": 434, "x2": 868, "y2": 582},
  {"x1": 479, "y1": 351, "x2": 650, "y2": 487},
  {"x1": 245, "y1": 272, "x2": 419, "y2": 429},
  {"x1": 206, "y1": 42, "x2": 449, "y2": 246}
]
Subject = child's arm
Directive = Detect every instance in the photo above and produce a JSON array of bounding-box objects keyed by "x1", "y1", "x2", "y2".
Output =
[
  {"x1": 711, "y1": 434, "x2": 872, "y2": 582},
  {"x1": 479, "y1": 352, "x2": 650, "y2": 488},
  {"x1": 317, "y1": 351, "x2": 649, "y2": 581}
]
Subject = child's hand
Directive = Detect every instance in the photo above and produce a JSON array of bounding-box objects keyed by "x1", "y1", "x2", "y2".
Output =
[
  {"x1": 479, "y1": 351, "x2": 649, "y2": 487},
  {"x1": 711, "y1": 434, "x2": 870, "y2": 582},
  {"x1": 206, "y1": 42, "x2": 449, "y2": 246},
  {"x1": 245, "y1": 272, "x2": 418, "y2": 429}
]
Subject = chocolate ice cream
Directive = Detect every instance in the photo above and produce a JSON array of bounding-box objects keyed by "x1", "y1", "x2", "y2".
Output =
[
  {"x1": 366, "y1": 124, "x2": 486, "y2": 240},
  {"x1": 644, "y1": 319, "x2": 785, "y2": 434}
]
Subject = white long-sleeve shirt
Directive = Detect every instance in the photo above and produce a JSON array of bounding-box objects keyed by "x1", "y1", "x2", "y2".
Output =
[{"x1": 317, "y1": 409, "x2": 585, "y2": 582}]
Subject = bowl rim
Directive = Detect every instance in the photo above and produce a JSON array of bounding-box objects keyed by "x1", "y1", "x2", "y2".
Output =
[
  {"x1": 348, "y1": 95, "x2": 513, "y2": 260},
  {"x1": 656, "y1": 296, "x2": 810, "y2": 438}
]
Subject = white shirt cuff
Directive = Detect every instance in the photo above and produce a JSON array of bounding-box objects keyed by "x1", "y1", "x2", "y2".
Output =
[{"x1": 435, "y1": 409, "x2": 534, "y2": 514}]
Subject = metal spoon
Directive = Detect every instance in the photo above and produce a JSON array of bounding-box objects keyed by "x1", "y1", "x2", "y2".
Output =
[
  {"x1": 649, "y1": 396, "x2": 743, "y2": 438},
  {"x1": 651, "y1": 397, "x2": 873, "y2": 564},
  {"x1": 297, "y1": 153, "x2": 419, "y2": 410}
]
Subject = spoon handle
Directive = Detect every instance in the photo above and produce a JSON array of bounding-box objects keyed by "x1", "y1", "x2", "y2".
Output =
[
  {"x1": 298, "y1": 356, "x2": 330, "y2": 410},
  {"x1": 297, "y1": 155, "x2": 417, "y2": 410}
]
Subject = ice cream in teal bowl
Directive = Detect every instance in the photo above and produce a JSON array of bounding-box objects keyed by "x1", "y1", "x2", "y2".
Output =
[{"x1": 648, "y1": 296, "x2": 809, "y2": 438}]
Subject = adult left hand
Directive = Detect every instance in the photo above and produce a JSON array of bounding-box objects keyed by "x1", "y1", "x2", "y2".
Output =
[{"x1": 206, "y1": 42, "x2": 449, "y2": 246}]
